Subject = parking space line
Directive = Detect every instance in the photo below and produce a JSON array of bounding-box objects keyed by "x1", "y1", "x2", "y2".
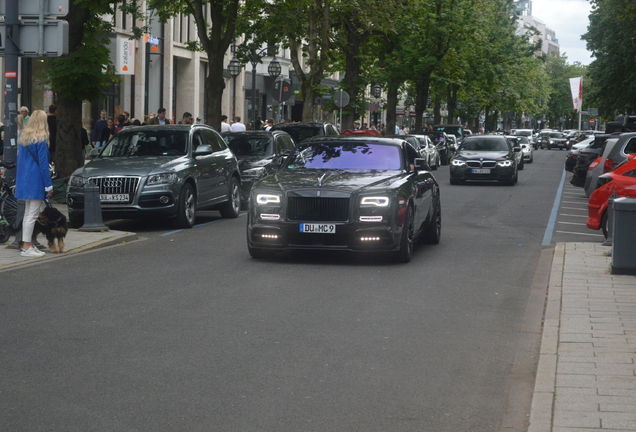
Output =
[
  {"x1": 557, "y1": 221, "x2": 587, "y2": 226},
  {"x1": 559, "y1": 214, "x2": 587, "y2": 217},
  {"x1": 561, "y1": 200, "x2": 587, "y2": 204},
  {"x1": 560, "y1": 206, "x2": 587, "y2": 211},
  {"x1": 542, "y1": 170, "x2": 566, "y2": 246},
  {"x1": 555, "y1": 230, "x2": 604, "y2": 237}
]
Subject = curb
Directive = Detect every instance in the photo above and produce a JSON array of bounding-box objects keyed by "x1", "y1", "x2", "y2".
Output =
[{"x1": 528, "y1": 243, "x2": 564, "y2": 432}]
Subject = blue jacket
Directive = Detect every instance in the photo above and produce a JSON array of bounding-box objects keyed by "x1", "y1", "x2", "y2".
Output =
[{"x1": 15, "y1": 140, "x2": 53, "y2": 200}]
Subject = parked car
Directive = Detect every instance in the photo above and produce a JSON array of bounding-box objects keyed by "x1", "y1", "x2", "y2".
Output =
[
  {"x1": 571, "y1": 134, "x2": 619, "y2": 187},
  {"x1": 539, "y1": 131, "x2": 569, "y2": 150},
  {"x1": 432, "y1": 124, "x2": 464, "y2": 141},
  {"x1": 246, "y1": 136, "x2": 442, "y2": 262},
  {"x1": 515, "y1": 136, "x2": 533, "y2": 163},
  {"x1": 586, "y1": 157, "x2": 636, "y2": 237},
  {"x1": 450, "y1": 135, "x2": 520, "y2": 185},
  {"x1": 505, "y1": 136, "x2": 526, "y2": 169},
  {"x1": 584, "y1": 132, "x2": 636, "y2": 196},
  {"x1": 222, "y1": 131, "x2": 296, "y2": 204},
  {"x1": 270, "y1": 121, "x2": 339, "y2": 144},
  {"x1": 385, "y1": 135, "x2": 439, "y2": 170},
  {"x1": 565, "y1": 136, "x2": 595, "y2": 172},
  {"x1": 423, "y1": 131, "x2": 453, "y2": 165},
  {"x1": 67, "y1": 125, "x2": 242, "y2": 228}
]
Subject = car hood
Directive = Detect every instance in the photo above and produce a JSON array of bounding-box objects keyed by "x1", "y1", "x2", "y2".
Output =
[
  {"x1": 238, "y1": 155, "x2": 275, "y2": 171},
  {"x1": 72, "y1": 156, "x2": 187, "y2": 177},
  {"x1": 255, "y1": 169, "x2": 405, "y2": 193},
  {"x1": 455, "y1": 151, "x2": 510, "y2": 160}
]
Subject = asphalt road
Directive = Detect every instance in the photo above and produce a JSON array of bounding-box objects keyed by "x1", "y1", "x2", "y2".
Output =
[{"x1": 0, "y1": 148, "x2": 603, "y2": 431}]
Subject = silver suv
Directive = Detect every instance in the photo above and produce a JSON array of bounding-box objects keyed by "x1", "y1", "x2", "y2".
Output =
[{"x1": 67, "y1": 125, "x2": 241, "y2": 228}]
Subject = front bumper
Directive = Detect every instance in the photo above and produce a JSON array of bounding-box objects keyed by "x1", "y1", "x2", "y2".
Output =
[{"x1": 450, "y1": 164, "x2": 515, "y2": 182}]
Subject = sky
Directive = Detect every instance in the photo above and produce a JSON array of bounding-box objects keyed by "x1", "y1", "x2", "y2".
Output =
[{"x1": 530, "y1": 0, "x2": 593, "y2": 65}]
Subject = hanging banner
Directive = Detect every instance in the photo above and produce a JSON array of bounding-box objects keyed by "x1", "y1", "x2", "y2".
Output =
[
  {"x1": 116, "y1": 37, "x2": 135, "y2": 75},
  {"x1": 569, "y1": 77, "x2": 583, "y2": 111}
]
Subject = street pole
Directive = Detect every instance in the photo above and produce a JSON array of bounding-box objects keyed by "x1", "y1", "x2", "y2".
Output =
[
  {"x1": 3, "y1": 0, "x2": 20, "y2": 181},
  {"x1": 251, "y1": 62, "x2": 257, "y2": 130}
]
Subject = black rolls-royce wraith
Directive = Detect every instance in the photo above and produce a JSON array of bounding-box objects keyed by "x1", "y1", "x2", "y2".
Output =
[{"x1": 247, "y1": 136, "x2": 441, "y2": 262}]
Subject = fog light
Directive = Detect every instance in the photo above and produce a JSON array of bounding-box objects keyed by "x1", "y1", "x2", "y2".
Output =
[
  {"x1": 360, "y1": 236, "x2": 381, "y2": 241},
  {"x1": 159, "y1": 195, "x2": 170, "y2": 204},
  {"x1": 360, "y1": 216, "x2": 383, "y2": 222},
  {"x1": 260, "y1": 233, "x2": 279, "y2": 239},
  {"x1": 260, "y1": 214, "x2": 280, "y2": 221}
]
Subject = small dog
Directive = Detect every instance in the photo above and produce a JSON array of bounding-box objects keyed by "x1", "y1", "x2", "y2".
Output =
[{"x1": 21, "y1": 206, "x2": 69, "y2": 253}]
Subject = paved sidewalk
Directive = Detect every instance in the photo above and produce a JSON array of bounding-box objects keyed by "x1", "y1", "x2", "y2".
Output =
[
  {"x1": 0, "y1": 204, "x2": 137, "y2": 271},
  {"x1": 529, "y1": 242, "x2": 636, "y2": 432}
]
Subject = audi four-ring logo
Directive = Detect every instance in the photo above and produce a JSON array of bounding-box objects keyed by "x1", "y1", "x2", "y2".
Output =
[{"x1": 103, "y1": 181, "x2": 123, "y2": 188}]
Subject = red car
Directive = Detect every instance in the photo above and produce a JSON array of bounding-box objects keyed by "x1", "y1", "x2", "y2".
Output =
[{"x1": 587, "y1": 156, "x2": 636, "y2": 237}]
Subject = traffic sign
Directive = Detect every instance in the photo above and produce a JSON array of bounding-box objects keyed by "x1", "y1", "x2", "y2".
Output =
[
  {"x1": 271, "y1": 79, "x2": 292, "y2": 103},
  {"x1": 0, "y1": 19, "x2": 68, "y2": 56},
  {"x1": 0, "y1": 0, "x2": 68, "y2": 17},
  {"x1": 334, "y1": 90, "x2": 350, "y2": 108}
]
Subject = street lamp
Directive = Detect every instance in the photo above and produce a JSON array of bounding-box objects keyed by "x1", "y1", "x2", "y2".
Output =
[
  {"x1": 236, "y1": 44, "x2": 281, "y2": 130},
  {"x1": 227, "y1": 56, "x2": 241, "y2": 121}
]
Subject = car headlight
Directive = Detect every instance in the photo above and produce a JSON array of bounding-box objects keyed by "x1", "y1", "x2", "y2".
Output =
[
  {"x1": 360, "y1": 196, "x2": 390, "y2": 207},
  {"x1": 146, "y1": 173, "x2": 178, "y2": 185},
  {"x1": 69, "y1": 175, "x2": 85, "y2": 187},
  {"x1": 452, "y1": 159, "x2": 466, "y2": 166},
  {"x1": 255, "y1": 194, "x2": 281, "y2": 205},
  {"x1": 497, "y1": 160, "x2": 512, "y2": 167},
  {"x1": 242, "y1": 167, "x2": 266, "y2": 178}
]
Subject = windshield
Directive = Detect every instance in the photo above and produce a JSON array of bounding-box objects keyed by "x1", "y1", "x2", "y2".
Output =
[
  {"x1": 459, "y1": 137, "x2": 509, "y2": 152},
  {"x1": 224, "y1": 134, "x2": 274, "y2": 157},
  {"x1": 284, "y1": 143, "x2": 402, "y2": 170},
  {"x1": 434, "y1": 126, "x2": 462, "y2": 137},
  {"x1": 101, "y1": 130, "x2": 189, "y2": 157},
  {"x1": 276, "y1": 126, "x2": 321, "y2": 143},
  {"x1": 549, "y1": 132, "x2": 565, "y2": 139},
  {"x1": 513, "y1": 130, "x2": 532, "y2": 137}
]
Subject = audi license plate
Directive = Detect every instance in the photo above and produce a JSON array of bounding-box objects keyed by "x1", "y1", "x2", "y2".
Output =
[
  {"x1": 299, "y1": 223, "x2": 336, "y2": 234},
  {"x1": 100, "y1": 194, "x2": 129, "y2": 202},
  {"x1": 472, "y1": 169, "x2": 491, "y2": 174}
]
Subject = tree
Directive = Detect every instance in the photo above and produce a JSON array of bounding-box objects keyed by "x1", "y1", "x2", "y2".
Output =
[{"x1": 583, "y1": 0, "x2": 636, "y2": 116}]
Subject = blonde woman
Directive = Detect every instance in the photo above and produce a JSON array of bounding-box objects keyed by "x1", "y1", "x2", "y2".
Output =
[{"x1": 15, "y1": 110, "x2": 53, "y2": 257}]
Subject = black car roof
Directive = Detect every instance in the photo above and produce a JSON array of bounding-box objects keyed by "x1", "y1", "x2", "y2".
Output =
[{"x1": 302, "y1": 136, "x2": 406, "y2": 146}]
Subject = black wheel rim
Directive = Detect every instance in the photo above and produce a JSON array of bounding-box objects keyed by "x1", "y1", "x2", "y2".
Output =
[{"x1": 185, "y1": 188, "x2": 195, "y2": 224}]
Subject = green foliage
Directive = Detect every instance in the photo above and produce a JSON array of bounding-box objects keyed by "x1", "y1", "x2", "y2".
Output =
[{"x1": 583, "y1": 0, "x2": 636, "y2": 116}]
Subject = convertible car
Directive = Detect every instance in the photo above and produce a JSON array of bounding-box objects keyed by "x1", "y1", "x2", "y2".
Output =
[{"x1": 246, "y1": 136, "x2": 442, "y2": 262}]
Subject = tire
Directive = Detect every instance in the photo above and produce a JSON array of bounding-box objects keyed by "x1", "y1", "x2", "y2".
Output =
[
  {"x1": 601, "y1": 211, "x2": 608, "y2": 239},
  {"x1": 394, "y1": 205, "x2": 414, "y2": 263},
  {"x1": 219, "y1": 177, "x2": 241, "y2": 218},
  {"x1": 0, "y1": 223, "x2": 10, "y2": 244},
  {"x1": 431, "y1": 157, "x2": 438, "y2": 170},
  {"x1": 172, "y1": 183, "x2": 196, "y2": 228},
  {"x1": 0, "y1": 191, "x2": 19, "y2": 230},
  {"x1": 422, "y1": 196, "x2": 441, "y2": 244},
  {"x1": 528, "y1": 156, "x2": 533, "y2": 163}
]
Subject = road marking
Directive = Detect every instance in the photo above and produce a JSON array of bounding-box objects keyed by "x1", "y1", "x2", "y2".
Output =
[
  {"x1": 559, "y1": 214, "x2": 587, "y2": 217},
  {"x1": 557, "y1": 221, "x2": 587, "y2": 226},
  {"x1": 543, "y1": 170, "x2": 566, "y2": 246},
  {"x1": 560, "y1": 206, "x2": 587, "y2": 211},
  {"x1": 555, "y1": 230, "x2": 604, "y2": 237},
  {"x1": 561, "y1": 200, "x2": 587, "y2": 204}
]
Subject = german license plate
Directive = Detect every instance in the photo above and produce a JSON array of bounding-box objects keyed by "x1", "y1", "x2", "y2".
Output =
[
  {"x1": 472, "y1": 169, "x2": 490, "y2": 174},
  {"x1": 100, "y1": 194, "x2": 129, "y2": 202},
  {"x1": 299, "y1": 223, "x2": 336, "y2": 234}
]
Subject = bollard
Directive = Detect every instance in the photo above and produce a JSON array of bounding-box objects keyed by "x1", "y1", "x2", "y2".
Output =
[
  {"x1": 78, "y1": 184, "x2": 110, "y2": 232},
  {"x1": 8, "y1": 199, "x2": 44, "y2": 250},
  {"x1": 602, "y1": 191, "x2": 618, "y2": 247},
  {"x1": 611, "y1": 197, "x2": 636, "y2": 275}
]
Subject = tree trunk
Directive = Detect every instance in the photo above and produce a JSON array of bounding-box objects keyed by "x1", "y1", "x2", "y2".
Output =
[
  {"x1": 414, "y1": 78, "x2": 430, "y2": 133},
  {"x1": 385, "y1": 79, "x2": 400, "y2": 135},
  {"x1": 340, "y1": 23, "x2": 364, "y2": 130},
  {"x1": 205, "y1": 48, "x2": 227, "y2": 132},
  {"x1": 434, "y1": 95, "x2": 442, "y2": 125}
]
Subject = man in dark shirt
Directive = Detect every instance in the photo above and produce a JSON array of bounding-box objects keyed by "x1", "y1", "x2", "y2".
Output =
[
  {"x1": 47, "y1": 104, "x2": 57, "y2": 160},
  {"x1": 92, "y1": 110, "x2": 108, "y2": 149}
]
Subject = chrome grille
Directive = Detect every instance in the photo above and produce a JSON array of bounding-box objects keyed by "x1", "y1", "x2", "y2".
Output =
[
  {"x1": 287, "y1": 197, "x2": 349, "y2": 222},
  {"x1": 89, "y1": 176, "x2": 140, "y2": 203},
  {"x1": 466, "y1": 160, "x2": 496, "y2": 168}
]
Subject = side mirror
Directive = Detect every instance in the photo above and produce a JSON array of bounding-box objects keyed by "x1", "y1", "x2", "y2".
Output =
[
  {"x1": 414, "y1": 158, "x2": 430, "y2": 171},
  {"x1": 193, "y1": 144, "x2": 213, "y2": 157}
]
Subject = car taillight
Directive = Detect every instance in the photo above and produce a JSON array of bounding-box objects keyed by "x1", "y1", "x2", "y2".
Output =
[
  {"x1": 603, "y1": 158, "x2": 614, "y2": 172},
  {"x1": 588, "y1": 157, "x2": 601, "y2": 170}
]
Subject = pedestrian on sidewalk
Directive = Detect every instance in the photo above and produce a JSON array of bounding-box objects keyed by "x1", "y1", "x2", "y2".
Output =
[{"x1": 14, "y1": 110, "x2": 53, "y2": 258}]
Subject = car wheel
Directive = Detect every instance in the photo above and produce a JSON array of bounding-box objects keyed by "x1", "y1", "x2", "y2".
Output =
[
  {"x1": 0, "y1": 223, "x2": 10, "y2": 244},
  {"x1": 601, "y1": 211, "x2": 608, "y2": 239},
  {"x1": 172, "y1": 183, "x2": 197, "y2": 228},
  {"x1": 395, "y1": 205, "x2": 414, "y2": 263},
  {"x1": 219, "y1": 177, "x2": 241, "y2": 218},
  {"x1": 422, "y1": 196, "x2": 441, "y2": 244},
  {"x1": 528, "y1": 155, "x2": 533, "y2": 163}
]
